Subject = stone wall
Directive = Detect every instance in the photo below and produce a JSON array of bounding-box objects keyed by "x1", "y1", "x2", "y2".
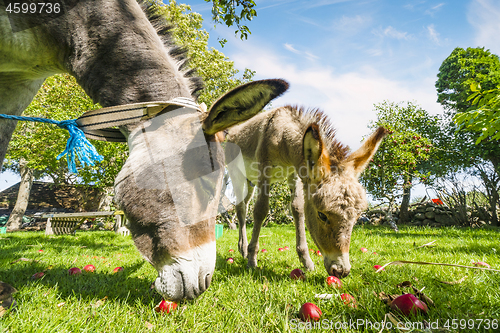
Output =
[{"x1": 360, "y1": 201, "x2": 492, "y2": 228}]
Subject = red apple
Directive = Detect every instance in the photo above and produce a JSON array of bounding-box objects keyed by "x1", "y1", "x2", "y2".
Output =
[
  {"x1": 299, "y1": 302, "x2": 322, "y2": 321},
  {"x1": 278, "y1": 248, "x2": 285, "y2": 252},
  {"x1": 68, "y1": 267, "x2": 82, "y2": 275},
  {"x1": 113, "y1": 267, "x2": 124, "y2": 273},
  {"x1": 155, "y1": 300, "x2": 177, "y2": 314},
  {"x1": 390, "y1": 294, "x2": 428, "y2": 316},
  {"x1": 38, "y1": 249, "x2": 43, "y2": 253},
  {"x1": 373, "y1": 265, "x2": 385, "y2": 271},
  {"x1": 360, "y1": 247, "x2": 368, "y2": 253},
  {"x1": 372, "y1": 252, "x2": 378, "y2": 255},
  {"x1": 228, "y1": 249, "x2": 234, "y2": 253},
  {"x1": 326, "y1": 276, "x2": 342, "y2": 288},
  {"x1": 31, "y1": 272, "x2": 44, "y2": 280},
  {"x1": 473, "y1": 261, "x2": 491, "y2": 268},
  {"x1": 261, "y1": 249, "x2": 268, "y2": 253},
  {"x1": 316, "y1": 251, "x2": 322, "y2": 257},
  {"x1": 226, "y1": 258, "x2": 234, "y2": 264},
  {"x1": 309, "y1": 249, "x2": 315, "y2": 252},
  {"x1": 83, "y1": 264, "x2": 96, "y2": 272},
  {"x1": 284, "y1": 246, "x2": 290, "y2": 250},
  {"x1": 290, "y1": 268, "x2": 306, "y2": 280},
  {"x1": 341, "y1": 293, "x2": 357, "y2": 308}
]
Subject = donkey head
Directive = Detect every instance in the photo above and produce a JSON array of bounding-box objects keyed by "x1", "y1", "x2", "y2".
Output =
[
  {"x1": 301, "y1": 126, "x2": 388, "y2": 278},
  {"x1": 114, "y1": 79, "x2": 288, "y2": 301}
]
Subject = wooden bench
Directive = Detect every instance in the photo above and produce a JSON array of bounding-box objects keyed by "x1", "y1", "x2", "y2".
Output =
[{"x1": 43, "y1": 211, "x2": 129, "y2": 236}]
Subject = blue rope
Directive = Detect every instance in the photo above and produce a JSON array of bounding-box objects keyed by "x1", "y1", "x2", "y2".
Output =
[{"x1": 0, "y1": 114, "x2": 103, "y2": 173}]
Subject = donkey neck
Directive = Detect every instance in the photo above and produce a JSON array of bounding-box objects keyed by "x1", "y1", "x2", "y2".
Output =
[{"x1": 46, "y1": 0, "x2": 195, "y2": 107}]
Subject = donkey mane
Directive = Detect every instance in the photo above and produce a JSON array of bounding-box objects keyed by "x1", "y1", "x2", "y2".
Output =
[
  {"x1": 139, "y1": 0, "x2": 204, "y2": 97},
  {"x1": 285, "y1": 105, "x2": 350, "y2": 165}
]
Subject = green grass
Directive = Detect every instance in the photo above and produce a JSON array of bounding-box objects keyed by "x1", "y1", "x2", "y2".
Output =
[{"x1": 1, "y1": 225, "x2": 499, "y2": 332}]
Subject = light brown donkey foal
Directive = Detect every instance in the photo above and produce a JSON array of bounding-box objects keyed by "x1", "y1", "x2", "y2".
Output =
[{"x1": 226, "y1": 106, "x2": 387, "y2": 278}]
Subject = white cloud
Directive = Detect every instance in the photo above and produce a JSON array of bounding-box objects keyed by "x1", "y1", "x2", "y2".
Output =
[
  {"x1": 425, "y1": 3, "x2": 445, "y2": 16},
  {"x1": 333, "y1": 15, "x2": 371, "y2": 32},
  {"x1": 228, "y1": 41, "x2": 443, "y2": 150},
  {"x1": 468, "y1": 0, "x2": 500, "y2": 55},
  {"x1": 426, "y1": 24, "x2": 440, "y2": 44},
  {"x1": 373, "y1": 26, "x2": 411, "y2": 40},
  {"x1": 283, "y1": 43, "x2": 319, "y2": 61},
  {"x1": 284, "y1": 43, "x2": 300, "y2": 54}
]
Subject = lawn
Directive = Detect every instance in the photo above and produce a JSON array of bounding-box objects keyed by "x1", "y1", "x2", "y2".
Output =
[{"x1": 0, "y1": 224, "x2": 499, "y2": 332}]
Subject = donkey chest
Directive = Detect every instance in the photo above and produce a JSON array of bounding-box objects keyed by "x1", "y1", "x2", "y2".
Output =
[{"x1": 0, "y1": 15, "x2": 62, "y2": 77}]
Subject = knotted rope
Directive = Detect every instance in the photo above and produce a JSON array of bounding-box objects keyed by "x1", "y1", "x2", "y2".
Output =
[{"x1": 0, "y1": 114, "x2": 103, "y2": 173}]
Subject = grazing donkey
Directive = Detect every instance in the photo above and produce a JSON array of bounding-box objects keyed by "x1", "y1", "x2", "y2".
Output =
[
  {"x1": 0, "y1": 0, "x2": 288, "y2": 301},
  {"x1": 226, "y1": 106, "x2": 387, "y2": 278}
]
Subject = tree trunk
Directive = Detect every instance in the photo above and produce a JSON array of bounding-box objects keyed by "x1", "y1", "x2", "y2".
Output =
[
  {"x1": 399, "y1": 174, "x2": 412, "y2": 223},
  {"x1": 6, "y1": 160, "x2": 34, "y2": 231}
]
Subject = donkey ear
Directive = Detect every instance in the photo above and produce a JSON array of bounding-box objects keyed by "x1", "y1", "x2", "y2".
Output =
[
  {"x1": 342, "y1": 127, "x2": 389, "y2": 177},
  {"x1": 202, "y1": 79, "x2": 289, "y2": 135},
  {"x1": 303, "y1": 124, "x2": 330, "y2": 182}
]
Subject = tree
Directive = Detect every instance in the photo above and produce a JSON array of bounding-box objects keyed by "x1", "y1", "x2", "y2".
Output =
[
  {"x1": 435, "y1": 47, "x2": 500, "y2": 226},
  {"x1": 361, "y1": 101, "x2": 439, "y2": 223},
  {"x1": 4, "y1": 0, "x2": 255, "y2": 229},
  {"x1": 454, "y1": 83, "x2": 500, "y2": 143}
]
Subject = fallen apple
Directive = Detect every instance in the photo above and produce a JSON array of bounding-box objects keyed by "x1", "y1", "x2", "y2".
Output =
[
  {"x1": 341, "y1": 293, "x2": 357, "y2": 308},
  {"x1": 316, "y1": 251, "x2": 322, "y2": 257},
  {"x1": 299, "y1": 302, "x2": 322, "y2": 321},
  {"x1": 390, "y1": 293, "x2": 428, "y2": 316},
  {"x1": 226, "y1": 258, "x2": 234, "y2": 264},
  {"x1": 228, "y1": 249, "x2": 235, "y2": 253},
  {"x1": 284, "y1": 246, "x2": 290, "y2": 250},
  {"x1": 31, "y1": 272, "x2": 44, "y2": 280},
  {"x1": 373, "y1": 265, "x2": 385, "y2": 271},
  {"x1": 155, "y1": 300, "x2": 177, "y2": 314},
  {"x1": 261, "y1": 249, "x2": 268, "y2": 253},
  {"x1": 68, "y1": 267, "x2": 82, "y2": 275},
  {"x1": 38, "y1": 249, "x2": 43, "y2": 253},
  {"x1": 473, "y1": 261, "x2": 491, "y2": 268},
  {"x1": 360, "y1": 247, "x2": 368, "y2": 253},
  {"x1": 326, "y1": 276, "x2": 342, "y2": 288},
  {"x1": 83, "y1": 264, "x2": 96, "y2": 272},
  {"x1": 113, "y1": 267, "x2": 124, "y2": 273},
  {"x1": 372, "y1": 252, "x2": 378, "y2": 255},
  {"x1": 278, "y1": 248, "x2": 285, "y2": 252},
  {"x1": 290, "y1": 268, "x2": 306, "y2": 280}
]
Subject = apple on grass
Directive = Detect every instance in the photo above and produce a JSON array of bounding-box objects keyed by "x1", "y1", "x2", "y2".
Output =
[
  {"x1": 278, "y1": 248, "x2": 285, "y2": 252},
  {"x1": 390, "y1": 294, "x2": 428, "y2": 316},
  {"x1": 326, "y1": 276, "x2": 342, "y2": 288},
  {"x1": 360, "y1": 247, "x2": 368, "y2": 253},
  {"x1": 373, "y1": 265, "x2": 385, "y2": 271},
  {"x1": 261, "y1": 249, "x2": 268, "y2": 253},
  {"x1": 299, "y1": 302, "x2": 322, "y2": 321},
  {"x1": 228, "y1": 249, "x2": 234, "y2": 253},
  {"x1": 226, "y1": 258, "x2": 234, "y2": 264},
  {"x1": 113, "y1": 267, "x2": 124, "y2": 273},
  {"x1": 83, "y1": 264, "x2": 96, "y2": 272},
  {"x1": 284, "y1": 246, "x2": 290, "y2": 250},
  {"x1": 155, "y1": 300, "x2": 177, "y2": 314},
  {"x1": 68, "y1": 267, "x2": 82, "y2": 275},
  {"x1": 31, "y1": 272, "x2": 44, "y2": 280},
  {"x1": 290, "y1": 268, "x2": 306, "y2": 280},
  {"x1": 473, "y1": 261, "x2": 491, "y2": 268},
  {"x1": 341, "y1": 293, "x2": 357, "y2": 308}
]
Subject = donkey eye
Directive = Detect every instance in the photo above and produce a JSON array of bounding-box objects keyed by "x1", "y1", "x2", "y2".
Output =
[{"x1": 317, "y1": 212, "x2": 328, "y2": 222}]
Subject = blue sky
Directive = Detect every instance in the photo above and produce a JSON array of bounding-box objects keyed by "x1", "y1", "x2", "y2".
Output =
[{"x1": 2, "y1": 0, "x2": 500, "y2": 195}]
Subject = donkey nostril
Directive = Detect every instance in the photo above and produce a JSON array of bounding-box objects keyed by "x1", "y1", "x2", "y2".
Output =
[{"x1": 331, "y1": 267, "x2": 350, "y2": 279}]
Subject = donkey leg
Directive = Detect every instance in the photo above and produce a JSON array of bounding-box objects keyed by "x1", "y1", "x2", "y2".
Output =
[
  {"x1": 289, "y1": 174, "x2": 315, "y2": 271},
  {"x1": 0, "y1": 78, "x2": 44, "y2": 170},
  {"x1": 236, "y1": 181, "x2": 254, "y2": 258},
  {"x1": 247, "y1": 180, "x2": 270, "y2": 268}
]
